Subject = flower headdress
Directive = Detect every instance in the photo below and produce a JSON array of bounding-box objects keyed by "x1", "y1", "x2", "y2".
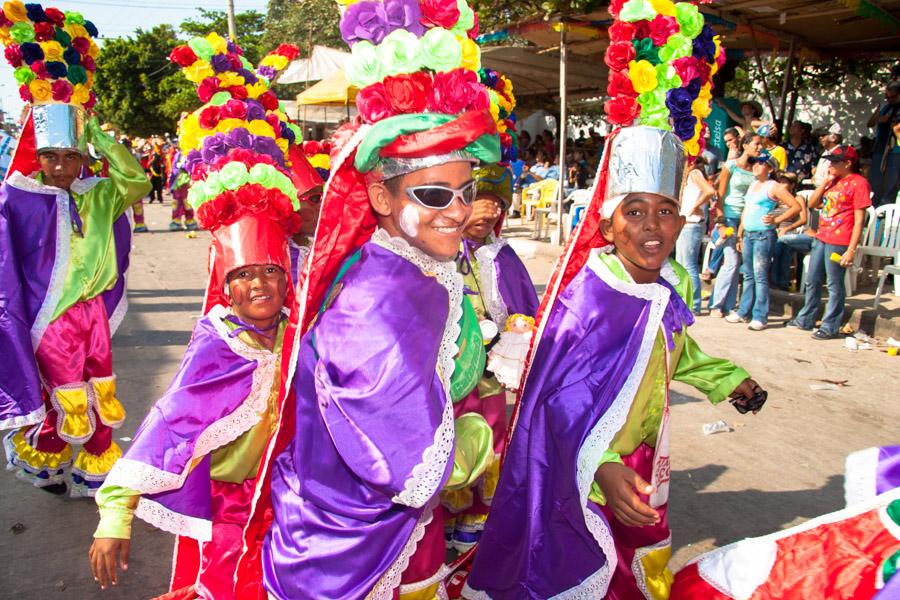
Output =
[
  {"x1": 0, "y1": 1, "x2": 100, "y2": 108},
  {"x1": 603, "y1": 0, "x2": 725, "y2": 157},
  {"x1": 170, "y1": 34, "x2": 307, "y2": 314},
  {"x1": 474, "y1": 67, "x2": 518, "y2": 212}
]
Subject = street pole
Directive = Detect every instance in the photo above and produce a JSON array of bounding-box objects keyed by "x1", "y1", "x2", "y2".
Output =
[
  {"x1": 226, "y1": 0, "x2": 237, "y2": 42},
  {"x1": 556, "y1": 20, "x2": 568, "y2": 245}
]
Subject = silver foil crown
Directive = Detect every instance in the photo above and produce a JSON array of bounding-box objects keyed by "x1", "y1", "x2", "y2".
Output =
[
  {"x1": 32, "y1": 104, "x2": 87, "y2": 153},
  {"x1": 370, "y1": 150, "x2": 475, "y2": 181},
  {"x1": 606, "y1": 126, "x2": 685, "y2": 202}
]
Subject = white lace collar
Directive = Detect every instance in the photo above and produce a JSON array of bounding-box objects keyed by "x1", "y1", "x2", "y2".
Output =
[
  {"x1": 370, "y1": 228, "x2": 458, "y2": 278},
  {"x1": 6, "y1": 171, "x2": 102, "y2": 196},
  {"x1": 591, "y1": 246, "x2": 680, "y2": 292}
]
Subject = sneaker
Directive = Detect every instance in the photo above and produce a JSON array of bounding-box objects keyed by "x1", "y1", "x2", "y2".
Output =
[
  {"x1": 725, "y1": 312, "x2": 746, "y2": 323},
  {"x1": 748, "y1": 320, "x2": 766, "y2": 331},
  {"x1": 811, "y1": 329, "x2": 838, "y2": 340},
  {"x1": 786, "y1": 319, "x2": 813, "y2": 331},
  {"x1": 168, "y1": 221, "x2": 183, "y2": 231},
  {"x1": 710, "y1": 308, "x2": 724, "y2": 318},
  {"x1": 133, "y1": 224, "x2": 148, "y2": 233}
]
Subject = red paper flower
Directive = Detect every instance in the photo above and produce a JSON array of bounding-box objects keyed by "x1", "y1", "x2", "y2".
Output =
[
  {"x1": 4, "y1": 45, "x2": 23, "y2": 68},
  {"x1": 31, "y1": 60, "x2": 48, "y2": 78},
  {"x1": 696, "y1": 60, "x2": 711, "y2": 83},
  {"x1": 356, "y1": 82, "x2": 394, "y2": 124},
  {"x1": 18, "y1": 84, "x2": 31, "y2": 102},
  {"x1": 303, "y1": 140, "x2": 322, "y2": 155},
  {"x1": 227, "y1": 85, "x2": 248, "y2": 100},
  {"x1": 170, "y1": 45, "x2": 198, "y2": 67},
  {"x1": 44, "y1": 7, "x2": 65, "y2": 26},
  {"x1": 383, "y1": 72, "x2": 431, "y2": 114},
  {"x1": 633, "y1": 21, "x2": 651, "y2": 40},
  {"x1": 33, "y1": 22, "x2": 54, "y2": 42},
  {"x1": 84, "y1": 91, "x2": 97, "y2": 110},
  {"x1": 258, "y1": 91, "x2": 279, "y2": 111},
  {"x1": 228, "y1": 54, "x2": 243, "y2": 70},
  {"x1": 210, "y1": 190, "x2": 242, "y2": 226},
  {"x1": 468, "y1": 13, "x2": 479, "y2": 40},
  {"x1": 604, "y1": 42, "x2": 635, "y2": 72},
  {"x1": 605, "y1": 95, "x2": 640, "y2": 126},
  {"x1": 82, "y1": 55, "x2": 96, "y2": 71},
  {"x1": 72, "y1": 37, "x2": 90, "y2": 55},
  {"x1": 221, "y1": 98, "x2": 248, "y2": 120},
  {"x1": 239, "y1": 184, "x2": 270, "y2": 213},
  {"x1": 275, "y1": 44, "x2": 300, "y2": 61},
  {"x1": 198, "y1": 106, "x2": 222, "y2": 129},
  {"x1": 607, "y1": 69, "x2": 637, "y2": 98},
  {"x1": 420, "y1": 0, "x2": 460, "y2": 29},
  {"x1": 608, "y1": 0, "x2": 627, "y2": 18},
  {"x1": 265, "y1": 112, "x2": 281, "y2": 132},
  {"x1": 608, "y1": 21, "x2": 635, "y2": 43},
  {"x1": 430, "y1": 68, "x2": 480, "y2": 115},
  {"x1": 198, "y1": 77, "x2": 221, "y2": 103},
  {"x1": 649, "y1": 15, "x2": 679, "y2": 46},
  {"x1": 51, "y1": 79, "x2": 73, "y2": 102}
]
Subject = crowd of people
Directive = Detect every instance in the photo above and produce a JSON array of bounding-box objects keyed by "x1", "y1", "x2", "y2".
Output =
[{"x1": 0, "y1": 1, "x2": 898, "y2": 600}]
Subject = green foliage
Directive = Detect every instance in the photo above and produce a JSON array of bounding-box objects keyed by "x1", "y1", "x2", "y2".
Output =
[
  {"x1": 470, "y1": 0, "x2": 602, "y2": 34},
  {"x1": 94, "y1": 9, "x2": 266, "y2": 137},
  {"x1": 263, "y1": 0, "x2": 341, "y2": 52}
]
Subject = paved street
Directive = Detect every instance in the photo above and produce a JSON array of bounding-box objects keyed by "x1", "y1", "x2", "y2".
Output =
[{"x1": 1, "y1": 201, "x2": 898, "y2": 597}]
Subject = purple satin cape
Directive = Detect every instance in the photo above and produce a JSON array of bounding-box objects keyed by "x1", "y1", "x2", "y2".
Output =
[
  {"x1": 263, "y1": 243, "x2": 454, "y2": 600},
  {"x1": 493, "y1": 243, "x2": 539, "y2": 318},
  {"x1": 104, "y1": 310, "x2": 268, "y2": 539},
  {"x1": 466, "y1": 255, "x2": 691, "y2": 599}
]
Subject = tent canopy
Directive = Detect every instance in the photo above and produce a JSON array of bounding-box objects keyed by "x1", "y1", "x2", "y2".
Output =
[
  {"x1": 280, "y1": 45, "x2": 350, "y2": 84},
  {"x1": 296, "y1": 69, "x2": 357, "y2": 106},
  {"x1": 480, "y1": 46, "x2": 601, "y2": 98}
]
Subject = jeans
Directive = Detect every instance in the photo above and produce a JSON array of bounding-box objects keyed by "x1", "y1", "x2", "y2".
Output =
[
  {"x1": 707, "y1": 227, "x2": 724, "y2": 274},
  {"x1": 772, "y1": 232, "x2": 815, "y2": 290},
  {"x1": 794, "y1": 239, "x2": 849, "y2": 335},
  {"x1": 710, "y1": 217, "x2": 742, "y2": 313},
  {"x1": 737, "y1": 229, "x2": 777, "y2": 324},
  {"x1": 675, "y1": 222, "x2": 704, "y2": 312}
]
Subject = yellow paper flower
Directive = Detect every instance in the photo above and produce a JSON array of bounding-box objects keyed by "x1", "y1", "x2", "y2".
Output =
[
  {"x1": 275, "y1": 138, "x2": 288, "y2": 155},
  {"x1": 205, "y1": 32, "x2": 228, "y2": 54},
  {"x1": 460, "y1": 37, "x2": 480, "y2": 71},
  {"x1": 0, "y1": 28, "x2": 13, "y2": 46},
  {"x1": 309, "y1": 154, "x2": 330, "y2": 170},
  {"x1": 246, "y1": 81, "x2": 267, "y2": 99},
  {"x1": 649, "y1": 0, "x2": 676, "y2": 17},
  {"x1": 496, "y1": 120, "x2": 507, "y2": 134},
  {"x1": 40, "y1": 41, "x2": 64, "y2": 62},
  {"x1": 215, "y1": 118, "x2": 246, "y2": 134},
  {"x1": 692, "y1": 97, "x2": 712, "y2": 119},
  {"x1": 684, "y1": 137, "x2": 700, "y2": 157},
  {"x1": 628, "y1": 60, "x2": 658, "y2": 94},
  {"x1": 64, "y1": 23, "x2": 88, "y2": 40},
  {"x1": 72, "y1": 83, "x2": 90, "y2": 105},
  {"x1": 88, "y1": 41, "x2": 100, "y2": 59},
  {"x1": 261, "y1": 54, "x2": 289, "y2": 71},
  {"x1": 335, "y1": 0, "x2": 359, "y2": 6},
  {"x1": 87, "y1": 71, "x2": 94, "y2": 87},
  {"x1": 29, "y1": 79, "x2": 51, "y2": 103},
  {"x1": 3, "y1": 1, "x2": 27, "y2": 22},
  {"x1": 502, "y1": 76, "x2": 513, "y2": 97},
  {"x1": 489, "y1": 102, "x2": 499, "y2": 122},
  {"x1": 184, "y1": 60, "x2": 214, "y2": 84},
  {"x1": 247, "y1": 119, "x2": 275, "y2": 139},
  {"x1": 217, "y1": 72, "x2": 245, "y2": 88}
]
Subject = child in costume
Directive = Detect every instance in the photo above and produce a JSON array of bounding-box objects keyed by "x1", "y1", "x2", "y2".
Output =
[
  {"x1": 443, "y1": 95, "x2": 539, "y2": 550},
  {"x1": 0, "y1": 5, "x2": 150, "y2": 497},
  {"x1": 672, "y1": 445, "x2": 900, "y2": 599},
  {"x1": 231, "y1": 1, "x2": 508, "y2": 596},
  {"x1": 286, "y1": 143, "x2": 324, "y2": 284},
  {"x1": 464, "y1": 4, "x2": 767, "y2": 599},
  {"x1": 87, "y1": 38, "x2": 303, "y2": 599},
  {"x1": 167, "y1": 148, "x2": 197, "y2": 231}
]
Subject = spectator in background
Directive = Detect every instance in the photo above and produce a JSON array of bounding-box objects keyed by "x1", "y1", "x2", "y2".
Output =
[
  {"x1": 541, "y1": 129, "x2": 556, "y2": 156},
  {"x1": 677, "y1": 156, "x2": 717, "y2": 314},
  {"x1": 701, "y1": 126, "x2": 745, "y2": 285},
  {"x1": 867, "y1": 80, "x2": 900, "y2": 205},
  {"x1": 788, "y1": 146, "x2": 871, "y2": 340},
  {"x1": 723, "y1": 127, "x2": 741, "y2": 160},
  {"x1": 528, "y1": 153, "x2": 559, "y2": 182},
  {"x1": 758, "y1": 123, "x2": 787, "y2": 170},
  {"x1": 879, "y1": 115, "x2": 900, "y2": 206},
  {"x1": 519, "y1": 130, "x2": 532, "y2": 154},
  {"x1": 813, "y1": 129, "x2": 843, "y2": 187},
  {"x1": 701, "y1": 128, "x2": 722, "y2": 178},
  {"x1": 771, "y1": 172, "x2": 812, "y2": 291},
  {"x1": 567, "y1": 151, "x2": 589, "y2": 189},
  {"x1": 785, "y1": 120, "x2": 816, "y2": 181},
  {"x1": 715, "y1": 98, "x2": 767, "y2": 134}
]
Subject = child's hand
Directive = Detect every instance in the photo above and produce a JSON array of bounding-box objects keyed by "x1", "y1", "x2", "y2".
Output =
[
  {"x1": 89, "y1": 538, "x2": 130, "y2": 590},
  {"x1": 594, "y1": 462, "x2": 659, "y2": 527}
]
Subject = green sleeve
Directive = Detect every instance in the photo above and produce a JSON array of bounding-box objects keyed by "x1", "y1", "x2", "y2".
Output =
[
  {"x1": 444, "y1": 413, "x2": 494, "y2": 491},
  {"x1": 588, "y1": 449, "x2": 624, "y2": 506},
  {"x1": 93, "y1": 484, "x2": 140, "y2": 540},
  {"x1": 87, "y1": 120, "x2": 152, "y2": 218},
  {"x1": 674, "y1": 333, "x2": 750, "y2": 405}
]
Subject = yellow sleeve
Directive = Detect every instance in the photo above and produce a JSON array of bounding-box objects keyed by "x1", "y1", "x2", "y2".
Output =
[
  {"x1": 674, "y1": 334, "x2": 750, "y2": 405},
  {"x1": 93, "y1": 485, "x2": 140, "y2": 540}
]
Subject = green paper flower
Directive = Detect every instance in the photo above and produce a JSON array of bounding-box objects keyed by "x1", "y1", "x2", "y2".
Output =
[
  {"x1": 655, "y1": 63, "x2": 682, "y2": 91},
  {"x1": 271, "y1": 171, "x2": 296, "y2": 198},
  {"x1": 659, "y1": 33, "x2": 692, "y2": 62},
  {"x1": 675, "y1": 3, "x2": 704, "y2": 39},
  {"x1": 346, "y1": 41, "x2": 384, "y2": 88},
  {"x1": 188, "y1": 37, "x2": 214, "y2": 62},
  {"x1": 187, "y1": 185, "x2": 204, "y2": 210},
  {"x1": 377, "y1": 29, "x2": 423, "y2": 76},
  {"x1": 240, "y1": 56, "x2": 253, "y2": 70},
  {"x1": 10, "y1": 22, "x2": 35, "y2": 44},
  {"x1": 420, "y1": 27, "x2": 462, "y2": 73},
  {"x1": 210, "y1": 92, "x2": 231, "y2": 106},
  {"x1": 637, "y1": 88, "x2": 670, "y2": 128},
  {"x1": 287, "y1": 122, "x2": 303, "y2": 144},
  {"x1": 203, "y1": 171, "x2": 225, "y2": 197},
  {"x1": 632, "y1": 38, "x2": 660, "y2": 65},
  {"x1": 67, "y1": 65, "x2": 88, "y2": 85},
  {"x1": 64, "y1": 11, "x2": 85, "y2": 25},
  {"x1": 14, "y1": 66, "x2": 36, "y2": 85},
  {"x1": 454, "y1": 0, "x2": 475, "y2": 32},
  {"x1": 248, "y1": 163, "x2": 278, "y2": 189},
  {"x1": 54, "y1": 29, "x2": 72, "y2": 48},
  {"x1": 218, "y1": 162, "x2": 249, "y2": 191},
  {"x1": 619, "y1": 0, "x2": 657, "y2": 23}
]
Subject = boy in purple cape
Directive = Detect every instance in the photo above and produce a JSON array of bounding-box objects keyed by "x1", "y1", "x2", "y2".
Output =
[{"x1": 463, "y1": 126, "x2": 766, "y2": 600}]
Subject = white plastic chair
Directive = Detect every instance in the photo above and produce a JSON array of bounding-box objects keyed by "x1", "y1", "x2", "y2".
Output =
[
  {"x1": 874, "y1": 265, "x2": 900, "y2": 309},
  {"x1": 853, "y1": 204, "x2": 900, "y2": 294},
  {"x1": 562, "y1": 189, "x2": 591, "y2": 241}
]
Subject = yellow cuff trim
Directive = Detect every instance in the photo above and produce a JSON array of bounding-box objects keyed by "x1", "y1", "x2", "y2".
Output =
[
  {"x1": 6, "y1": 430, "x2": 72, "y2": 471},
  {"x1": 74, "y1": 441, "x2": 122, "y2": 478},
  {"x1": 91, "y1": 375, "x2": 126, "y2": 428}
]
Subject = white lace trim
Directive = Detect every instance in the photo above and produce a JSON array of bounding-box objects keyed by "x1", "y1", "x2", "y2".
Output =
[
  {"x1": 104, "y1": 305, "x2": 276, "y2": 495},
  {"x1": 398, "y1": 564, "x2": 452, "y2": 593},
  {"x1": 371, "y1": 229, "x2": 461, "y2": 509},
  {"x1": 473, "y1": 235, "x2": 510, "y2": 328},
  {"x1": 107, "y1": 292, "x2": 128, "y2": 338},
  {"x1": 70, "y1": 176, "x2": 103, "y2": 196},
  {"x1": 367, "y1": 497, "x2": 437, "y2": 600},
  {"x1": 631, "y1": 535, "x2": 672, "y2": 600},
  {"x1": 549, "y1": 250, "x2": 670, "y2": 600},
  {"x1": 8, "y1": 172, "x2": 73, "y2": 351},
  {"x1": 3, "y1": 430, "x2": 71, "y2": 485},
  {"x1": 134, "y1": 496, "x2": 213, "y2": 542},
  {"x1": 844, "y1": 446, "x2": 879, "y2": 507},
  {"x1": 0, "y1": 404, "x2": 46, "y2": 431},
  {"x1": 461, "y1": 582, "x2": 491, "y2": 599}
]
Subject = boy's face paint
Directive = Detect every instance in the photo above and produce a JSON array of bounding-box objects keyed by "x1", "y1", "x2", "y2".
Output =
[
  {"x1": 227, "y1": 264, "x2": 287, "y2": 327},
  {"x1": 368, "y1": 161, "x2": 474, "y2": 261},
  {"x1": 600, "y1": 193, "x2": 685, "y2": 284},
  {"x1": 38, "y1": 149, "x2": 84, "y2": 191}
]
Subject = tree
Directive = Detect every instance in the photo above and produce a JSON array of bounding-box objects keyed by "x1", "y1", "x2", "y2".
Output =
[{"x1": 263, "y1": 0, "x2": 342, "y2": 52}]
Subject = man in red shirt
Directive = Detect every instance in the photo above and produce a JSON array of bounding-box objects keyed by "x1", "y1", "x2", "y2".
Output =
[{"x1": 788, "y1": 145, "x2": 871, "y2": 339}]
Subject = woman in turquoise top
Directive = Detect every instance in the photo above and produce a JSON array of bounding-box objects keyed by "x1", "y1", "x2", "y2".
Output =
[
  {"x1": 710, "y1": 132, "x2": 762, "y2": 316},
  {"x1": 728, "y1": 151, "x2": 801, "y2": 329}
]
